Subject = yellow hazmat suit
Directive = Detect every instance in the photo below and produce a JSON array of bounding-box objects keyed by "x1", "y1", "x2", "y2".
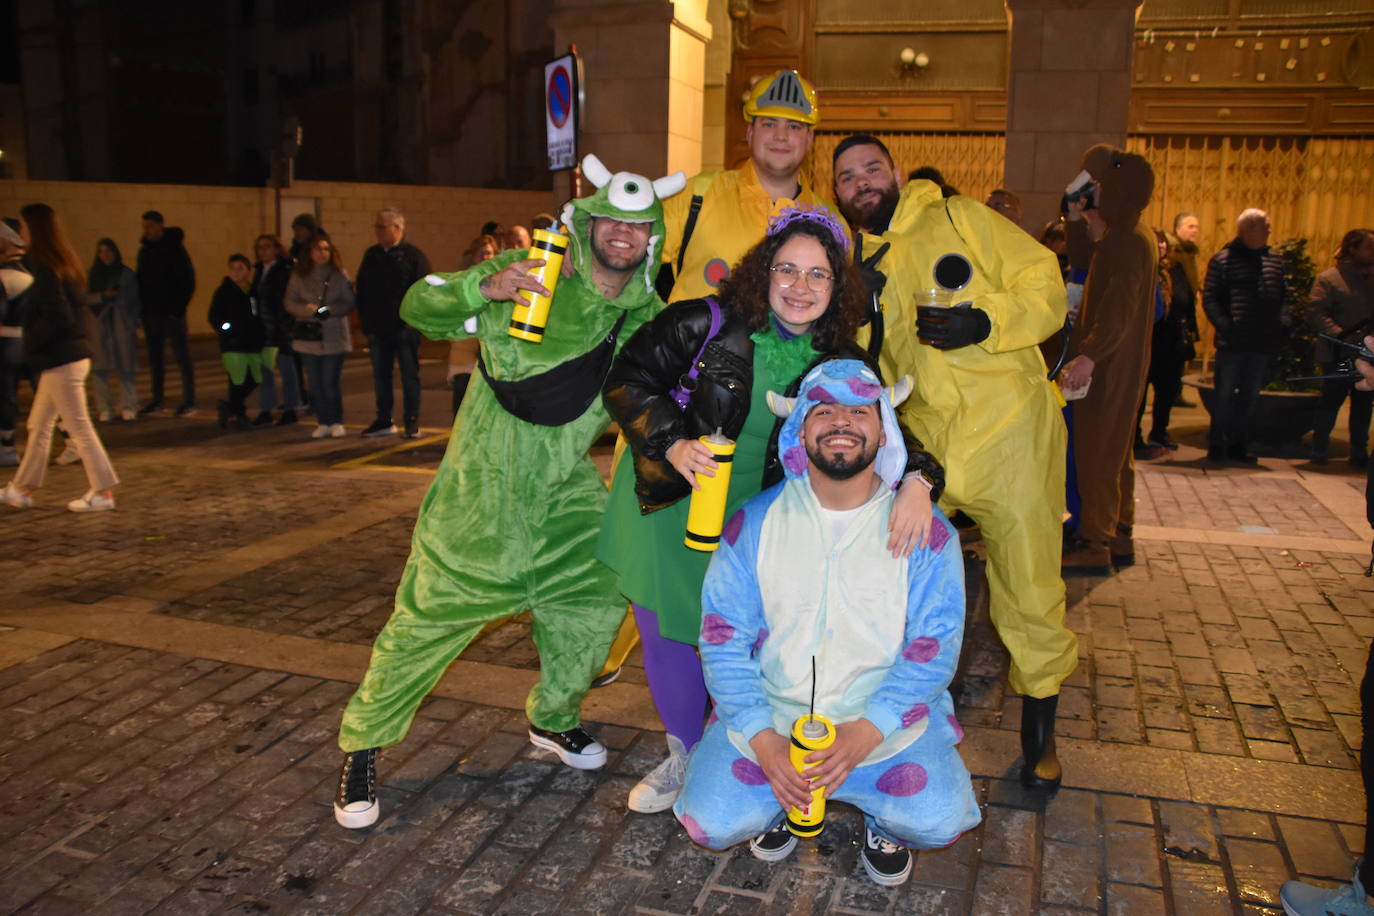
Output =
[
  {"x1": 660, "y1": 162, "x2": 832, "y2": 303},
  {"x1": 870, "y1": 181, "x2": 1076, "y2": 698}
]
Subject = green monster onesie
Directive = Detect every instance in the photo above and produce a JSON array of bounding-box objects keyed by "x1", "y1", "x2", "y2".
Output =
[{"x1": 337, "y1": 155, "x2": 685, "y2": 771}]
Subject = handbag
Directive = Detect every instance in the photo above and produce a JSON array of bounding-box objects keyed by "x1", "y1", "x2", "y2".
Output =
[
  {"x1": 667, "y1": 297, "x2": 722, "y2": 410},
  {"x1": 291, "y1": 272, "x2": 330, "y2": 342}
]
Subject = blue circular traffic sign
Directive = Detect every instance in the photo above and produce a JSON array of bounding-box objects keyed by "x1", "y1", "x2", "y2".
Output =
[{"x1": 548, "y1": 66, "x2": 572, "y2": 129}]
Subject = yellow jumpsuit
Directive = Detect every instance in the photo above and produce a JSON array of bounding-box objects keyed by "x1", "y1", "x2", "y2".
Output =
[
  {"x1": 661, "y1": 161, "x2": 832, "y2": 303},
  {"x1": 869, "y1": 181, "x2": 1077, "y2": 699}
]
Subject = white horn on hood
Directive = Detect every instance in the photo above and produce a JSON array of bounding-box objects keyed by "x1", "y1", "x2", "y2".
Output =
[
  {"x1": 885, "y1": 375, "x2": 914, "y2": 408},
  {"x1": 652, "y1": 171, "x2": 687, "y2": 200},
  {"x1": 581, "y1": 154, "x2": 612, "y2": 189},
  {"x1": 766, "y1": 391, "x2": 799, "y2": 419}
]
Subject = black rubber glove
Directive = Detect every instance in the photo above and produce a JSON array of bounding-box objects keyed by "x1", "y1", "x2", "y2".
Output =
[
  {"x1": 916, "y1": 306, "x2": 991, "y2": 350},
  {"x1": 856, "y1": 239, "x2": 890, "y2": 315}
]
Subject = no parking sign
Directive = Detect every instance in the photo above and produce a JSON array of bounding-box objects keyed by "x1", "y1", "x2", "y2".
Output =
[{"x1": 545, "y1": 51, "x2": 581, "y2": 172}]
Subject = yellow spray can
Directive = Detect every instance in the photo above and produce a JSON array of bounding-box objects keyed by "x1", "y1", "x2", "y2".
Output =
[
  {"x1": 683, "y1": 429, "x2": 736, "y2": 551},
  {"x1": 508, "y1": 225, "x2": 569, "y2": 343},
  {"x1": 786, "y1": 712, "x2": 836, "y2": 837}
]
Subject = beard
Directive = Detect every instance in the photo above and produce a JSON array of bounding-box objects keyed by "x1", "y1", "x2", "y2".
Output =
[
  {"x1": 839, "y1": 185, "x2": 900, "y2": 235},
  {"x1": 805, "y1": 431, "x2": 879, "y2": 480}
]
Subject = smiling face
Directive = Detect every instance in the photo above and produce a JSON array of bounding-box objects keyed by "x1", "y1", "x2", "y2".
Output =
[
  {"x1": 767, "y1": 233, "x2": 833, "y2": 335},
  {"x1": 833, "y1": 143, "x2": 900, "y2": 233},
  {"x1": 589, "y1": 217, "x2": 652, "y2": 274},
  {"x1": 228, "y1": 260, "x2": 252, "y2": 287},
  {"x1": 801, "y1": 400, "x2": 884, "y2": 481},
  {"x1": 747, "y1": 115, "x2": 813, "y2": 183}
]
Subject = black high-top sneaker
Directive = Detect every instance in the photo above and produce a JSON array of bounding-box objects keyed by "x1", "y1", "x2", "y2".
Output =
[
  {"x1": 334, "y1": 747, "x2": 380, "y2": 828},
  {"x1": 527, "y1": 724, "x2": 607, "y2": 769}
]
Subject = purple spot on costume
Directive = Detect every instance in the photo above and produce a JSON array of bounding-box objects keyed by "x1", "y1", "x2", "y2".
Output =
[
  {"x1": 751, "y1": 627, "x2": 770, "y2": 652},
  {"x1": 730, "y1": 757, "x2": 769, "y2": 786},
  {"x1": 901, "y1": 704, "x2": 930, "y2": 728},
  {"x1": 783, "y1": 445, "x2": 808, "y2": 476},
  {"x1": 845, "y1": 378, "x2": 881, "y2": 399},
  {"x1": 807, "y1": 387, "x2": 838, "y2": 403},
  {"x1": 948, "y1": 714, "x2": 964, "y2": 742},
  {"x1": 701, "y1": 613, "x2": 735, "y2": 645},
  {"x1": 723, "y1": 509, "x2": 746, "y2": 547},
  {"x1": 928, "y1": 522, "x2": 950, "y2": 553},
  {"x1": 902, "y1": 636, "x2": 940, "y2": 663},
  {"x1": 875, "y1": 762, "x2": 928, "y2": 797},
  {"x1": 681, "y1": 813, "x2": 710, "y2": 846}
]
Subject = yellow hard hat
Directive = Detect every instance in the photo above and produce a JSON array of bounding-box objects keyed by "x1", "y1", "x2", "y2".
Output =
[{"x1": 743, "y1": 70, "x2": 819, "y2": 126}]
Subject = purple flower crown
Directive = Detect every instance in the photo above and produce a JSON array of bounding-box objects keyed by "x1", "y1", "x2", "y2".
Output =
[{"x1": 765, "y1": 201, "x2": 851, "y2": 254}]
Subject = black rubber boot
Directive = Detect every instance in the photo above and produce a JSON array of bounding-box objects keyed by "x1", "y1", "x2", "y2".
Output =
[{"x1": 1020, "y1": 694, "x2": 1062, "y2": 791}]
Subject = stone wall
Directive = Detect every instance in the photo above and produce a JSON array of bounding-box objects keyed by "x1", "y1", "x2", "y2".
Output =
[{"x1": 0, "y1": 180, "x2": 549, "y2": 333}]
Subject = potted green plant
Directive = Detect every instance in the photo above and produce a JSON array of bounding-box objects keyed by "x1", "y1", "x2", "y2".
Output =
[{"x1": 1184, "y1": 236, "x2": 1321, "y2": 446}]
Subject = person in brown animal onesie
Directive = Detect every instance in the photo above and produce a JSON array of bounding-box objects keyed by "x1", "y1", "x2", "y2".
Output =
[{"x1": 1058, "y1": 145, "x2": 1158, "y2": 576}]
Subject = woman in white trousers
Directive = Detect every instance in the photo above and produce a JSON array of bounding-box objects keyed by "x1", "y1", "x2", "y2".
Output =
[{"x1": 1, "y1": 203, "x2": 118, "y2": 512}]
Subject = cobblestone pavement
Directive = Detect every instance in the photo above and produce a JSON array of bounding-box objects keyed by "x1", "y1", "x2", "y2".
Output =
[{"x1": 0, "y1": 382, "x2": 1370, "y2": 914}]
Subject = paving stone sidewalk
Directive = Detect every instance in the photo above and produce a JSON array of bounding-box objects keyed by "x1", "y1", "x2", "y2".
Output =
[{"x1": 0, "y1": 409, "x2": 1370, "y2": 914}]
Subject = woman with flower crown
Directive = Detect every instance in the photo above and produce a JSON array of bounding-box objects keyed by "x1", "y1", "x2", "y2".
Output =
[{"x1": 598, "y1": 202, "x2": 946, "y2": 816}]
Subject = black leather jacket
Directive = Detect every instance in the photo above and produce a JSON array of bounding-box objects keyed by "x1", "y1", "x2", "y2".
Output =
[{"x1": 603, "y1": 297, "x2": 945, "y2": 513}]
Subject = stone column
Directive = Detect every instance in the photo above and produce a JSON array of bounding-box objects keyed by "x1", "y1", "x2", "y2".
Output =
[
  {"x1": 1003, "y1": 0, "x2": 1141, "y2": 233},
  {"x1": 550, "y1": 0, "x2": 712, "y2": 187}
]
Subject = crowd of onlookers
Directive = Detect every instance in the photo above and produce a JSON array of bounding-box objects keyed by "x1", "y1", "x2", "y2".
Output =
[{"x1": 0, "y1": 201, "x2": 556, "y2": 510}]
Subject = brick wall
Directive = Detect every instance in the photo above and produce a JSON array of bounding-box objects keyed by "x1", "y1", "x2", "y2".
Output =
[{"x1": 0, "y1": 180, "x2": 550, "y2": 333}]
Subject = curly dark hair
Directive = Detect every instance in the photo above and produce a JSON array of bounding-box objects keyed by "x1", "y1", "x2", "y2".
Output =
[{"x1": 716, "y1": 219, "x2": 863, "y2": 352}]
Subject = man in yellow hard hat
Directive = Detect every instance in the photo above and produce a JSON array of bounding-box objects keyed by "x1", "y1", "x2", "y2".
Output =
[{"x1": 658, "y1": 69, "x2": 833, "y2": 303}]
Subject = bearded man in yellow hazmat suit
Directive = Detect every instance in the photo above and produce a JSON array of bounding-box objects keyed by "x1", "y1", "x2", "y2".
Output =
[{"x1": 833, "y1": 133, "x2": 1076, "y2": 790}]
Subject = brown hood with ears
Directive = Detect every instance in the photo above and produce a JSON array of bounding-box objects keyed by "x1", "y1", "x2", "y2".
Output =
[{"x1": 1081, "y1": 144, "x2": 1154, "y2": 229}]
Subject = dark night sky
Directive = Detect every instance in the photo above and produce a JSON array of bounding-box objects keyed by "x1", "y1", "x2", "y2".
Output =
[{"x1": 0, "y1": 1, "x2": 16, "y2": 83}]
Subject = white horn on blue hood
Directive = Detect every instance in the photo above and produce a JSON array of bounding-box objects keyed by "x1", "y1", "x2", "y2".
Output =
[
  {"x1": 582, "y1": 154, "x2": 612, "y2": 189},
  {"x1": 886, "y1": 375, "x2": 914, "y2": 408},
  {"x1": 653, "y1": 172, "x2": 687, "y2": 200},
  {"x1": 766, "y1": 391, "x2": 798, "y2": 419}
]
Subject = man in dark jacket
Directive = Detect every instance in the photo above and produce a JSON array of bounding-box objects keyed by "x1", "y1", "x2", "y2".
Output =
[
  {"x1": 1202, "y1": 208, "x2": 1287, "y2": 464},
  {"x1": 136, "y1": 210, "x2": 197, "y2": 416},
  {"x1": 355, "y1": 208, "x2": 432, "y2": 437}
]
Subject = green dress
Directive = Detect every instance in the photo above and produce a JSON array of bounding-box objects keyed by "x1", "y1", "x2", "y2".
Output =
[{"x1": 597, "y1": 328, "x2": 817, "y2": 645}]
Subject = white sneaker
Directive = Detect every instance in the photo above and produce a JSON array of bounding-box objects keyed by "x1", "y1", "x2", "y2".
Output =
[
  {"x1": 1, "y1": 481, "x2": 32, "y2": 508},
  {"x1": 628, "y1": 735, "x2": 688, "y2": 814},
  {"x1": 68, "y1": 490, "x2": 115, "y2": 512},
  {"x1": 120, "y1": 409, "x2": 137, "y2": 421},
  {"x1": 329, "y1": 423, "x2": 346, "y2": 438},
  {"x1": 97, "y1": 411, "x2": 113, "y2": 422},
  {"x1": 311, "y1": 424, "x2": 330, "y2": 439},
  {"x1": 54, "y1": 445, "x2": 81, "y2": 465}
]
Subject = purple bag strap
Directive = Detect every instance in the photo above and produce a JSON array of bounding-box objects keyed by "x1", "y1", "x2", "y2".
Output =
[{"x1": 669, "y1": 296, "x2": 722, "y2": 410}]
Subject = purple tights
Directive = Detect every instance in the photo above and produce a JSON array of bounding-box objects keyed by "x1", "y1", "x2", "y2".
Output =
[{"x1": 633, "y1": 603, "x2": 710, "y2": 751}]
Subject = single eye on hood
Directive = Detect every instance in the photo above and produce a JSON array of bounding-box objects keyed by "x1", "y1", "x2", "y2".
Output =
[{"x1": 607, "y1": 173, "x2": 655, "y2": 212}]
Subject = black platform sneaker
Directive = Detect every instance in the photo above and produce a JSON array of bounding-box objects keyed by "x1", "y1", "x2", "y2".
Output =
[
  {"x1": 333, "y1": 747, "x2": 380, "y2": 829},
  {"x1": 527, "y1": 724, "x2": 608, "y2": 770},
  {"x1": 861, "y1": 826, "x2": 912, "y2": 886}
]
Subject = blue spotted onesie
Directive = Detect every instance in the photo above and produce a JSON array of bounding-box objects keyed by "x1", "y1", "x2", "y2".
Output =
[{"x1": 673, "y1": 359, "x2": 982, "y2": 852}]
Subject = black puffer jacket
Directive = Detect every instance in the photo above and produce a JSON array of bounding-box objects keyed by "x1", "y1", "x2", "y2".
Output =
[
  {"x1": 603, "y1": 297, "x2": 945, "y2": 513},
  {"x1": 23, "y1": 266, "x2": 91, "y2": 372},
  {"x1": 208, "y1": 277, "x2": 265, "y2": 354},
  {"x1": 253, "y1": 260, "x2": 292, "y2": 347},
  {"x1": 1202, "y1": 238, "x2": 1287, "y2": 353}
]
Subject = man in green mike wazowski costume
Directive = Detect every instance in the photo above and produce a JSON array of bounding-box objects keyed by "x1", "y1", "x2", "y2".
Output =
[{"x1": 332, "y1": 154, "x2": 686, "y2": 829}]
